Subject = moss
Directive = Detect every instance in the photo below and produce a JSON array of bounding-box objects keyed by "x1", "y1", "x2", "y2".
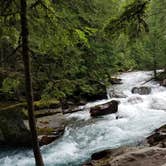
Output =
[
  {"x1": 37, "y1": 127, "x2": 55, "y2": 135},
  {"x1": 34, "y1": 99, "x2": 60, "y2": 110},
  {"x1": 0, "y1": 99, "x2": 60, "y2": 119}
]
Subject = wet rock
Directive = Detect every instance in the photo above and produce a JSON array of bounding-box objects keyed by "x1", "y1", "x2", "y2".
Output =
[
  {"x1": 127, "y1": 96, "x2": 143, "y2": 104},
  {"x1": 107, "y1": 88, "x2": 127, "y2": 98},
  {"x1": 161, "y1": 79, "x2": 166, "y2": 86},
  {"x1": 84, "y1": 147, "x2": 166, "y2": 166},
  {"x1": 0, "y1": 129, "x2": 5, "y2": 143},
  {"x1": 90, "y1": 100, "x2": 119, "y2": 117},
  {"x1": 35, "y1": 113, "x2": 66, "y2": 146},
  {"x1": 147, "y1": 124, "x2": 166, "y2": 147},
  {"x1": 0, "y1": 109, "x2": 31, "y2": 147},
  {"x1": 131, "y1": 86, "x2": 151, "y2": 95},
  {"x1": 110, "y1": 77, "x2": 122, "y2": 85},
  {"x1": 39, "y1": 135, "x2": 59, "y2": 146}
]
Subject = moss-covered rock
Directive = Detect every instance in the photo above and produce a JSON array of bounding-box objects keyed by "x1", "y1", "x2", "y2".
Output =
[
  {"x1": 0, "y1": 109, "x2": 31, "y2": 147},
  {"x1": 0, "y1": 99, "x2": 61, "y2": 119}
]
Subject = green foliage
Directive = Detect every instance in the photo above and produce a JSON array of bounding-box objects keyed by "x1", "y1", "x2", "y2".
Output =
[{"x1": 1, "y1": 0, "x2": 165, "y2": 103}]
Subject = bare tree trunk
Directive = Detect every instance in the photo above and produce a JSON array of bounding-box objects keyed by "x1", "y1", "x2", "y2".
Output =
[
  {"x1": 20, "y1": 0, "x2": 44, "y2": 165},
  {"x1": 152, "y1": 54, "x2": 157, "y2": 79}
]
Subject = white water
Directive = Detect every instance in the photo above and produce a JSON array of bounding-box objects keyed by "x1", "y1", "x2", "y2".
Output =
[{"x1": 0, "y1": 71, "x2": 166, "y2": 166}]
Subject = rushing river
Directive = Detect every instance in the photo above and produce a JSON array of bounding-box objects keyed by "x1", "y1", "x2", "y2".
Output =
[{"x1": 0, "y1": 71, "x2": 166, "y2": 166}]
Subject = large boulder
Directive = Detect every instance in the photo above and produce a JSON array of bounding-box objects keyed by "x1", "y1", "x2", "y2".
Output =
[
  {"x1": 147, "y1": 124, "x2": 166, "y2": 147},
  {"x1": 90, "y1": 100, "x2": 119, "y2": 117},
  {"x1": 35, "y1": 112, "x2": 66, "y2": 146},
  {"x1": 131, "y1": 86, "x2": 151, "y2": 95},
  {"x1": 0, "y1": 109, "x2": 31, "y2": 147},
  {"x1": 83, "y1": 147, "x2": 166, "y2": 166}
]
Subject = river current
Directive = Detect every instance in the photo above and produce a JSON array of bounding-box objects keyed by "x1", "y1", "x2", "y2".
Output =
[{"x1": 0, "y1": 71, "x2": 166, "y2": 166}]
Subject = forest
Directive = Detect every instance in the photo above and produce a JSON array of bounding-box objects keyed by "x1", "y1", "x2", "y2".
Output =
[{"x1": 0, "y1": 0, "x2": 166, "y2": 166}]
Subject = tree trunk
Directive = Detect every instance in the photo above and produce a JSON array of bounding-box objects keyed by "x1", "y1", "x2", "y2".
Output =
[
  {"x1": 153, "y1": 54, "x2": 157, "y2": 79},
  {"x1": 20, "y1": 0, "x2": 44, "y2": 165}
]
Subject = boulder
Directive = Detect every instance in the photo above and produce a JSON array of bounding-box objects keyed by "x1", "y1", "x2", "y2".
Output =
[
  {"x1": 147, "y1": 124, "x2": 166, "y2": 147},
  {"x1": 0, "y1": 129, "x2": 5, "y2": 143},
  {"x1": 131, "y1": 86, "x2": 151, "y2": 95},
  {"x1": 90, "y1": 100, "x2": 119, "y2": 117},
  {"x1": 0, "y1": 109, "x2": 31, "y2": 147},
  {"x1": 39, "y1": 135, "x2": 59, "y2": 146},
  {"x1": 84, "y1": 147, "x2": 166, "y2": 166},
  {"x1": 161, "y1": 79, "x2": 166, "y2": 86},
  {"x1": 36, "y1": 113, "x2": 66, "y2": 146}
]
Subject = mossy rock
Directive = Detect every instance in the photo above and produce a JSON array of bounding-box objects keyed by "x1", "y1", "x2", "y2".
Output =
[
  {"x1": 0, "y1": 99, "x2": 61, "y2": 119},
  {"x1": 0, "y1": 109, "x2": 31, "y2": 147},
  {"x1": 37, "y1": 127, "x2": 55, "y2": 135}
]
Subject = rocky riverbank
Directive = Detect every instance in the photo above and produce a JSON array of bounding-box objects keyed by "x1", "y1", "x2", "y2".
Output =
[{"x1": 83, "y1": 124, "x2": 166, "y2": 166}]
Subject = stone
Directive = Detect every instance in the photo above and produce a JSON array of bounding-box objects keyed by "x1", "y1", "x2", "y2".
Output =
[
  {"x1": 84, "y1": 147, "x2": 166, "y2": 166},
  {"x1": 147, "y1": 124, "x2": 166, "y2": 147},
  {"x1": 0, "y1": 109, "x2": 31, "y2": 147},
  {"x1": 90, "y1": 100, "x2": 119, "y2": 117},
  {"x1": 131, "y1": 86, "x2": 151, "y2": 95},
  {"x1": 162, "y1": 79, "x2": 166, "y2": 86},
  {"x1": 39, "y1": 135, "x2": 58, "y2": 146},
  {"x1": 0, "y1": 129, "x2": 5, "y2": 143},
  {"x1": 35, "y1": 113, "x2": 66, "y2": 146}
]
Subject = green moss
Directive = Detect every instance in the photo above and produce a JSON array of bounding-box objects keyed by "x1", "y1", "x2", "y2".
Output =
[
  {"x1": 34, "y1": 99, "x2": 60, "y2": 110},
  {"x1": 37, "y1": 127, "x2": 55, "y2": 135},
  {"x1": 0, "y1": 99, "x2": 60, "y2": 119}
]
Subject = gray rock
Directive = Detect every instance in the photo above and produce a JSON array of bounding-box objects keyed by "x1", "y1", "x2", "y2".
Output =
[
  {"x1": 131, "y1": 86, "x2": 151, "y2": 95},
  {"x1": 162, "y1": 79, "x2": 166, "y2": 86},
  {"x1": 0, "y1": 109, "x2": 31, "y2": 147},
  {"x1": 0, "y1": 129, "x2": 5, "y2": 143},
  {"x1": 90, "y1": 100, "x2": 119, "y2": 117},
  {"x1": 84, "y1": 147, "x2": 166, "y2": 166}
]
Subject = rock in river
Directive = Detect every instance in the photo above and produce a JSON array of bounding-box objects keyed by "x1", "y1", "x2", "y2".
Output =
[
  {"x1": 131, "y1": 86, "x2": 151, "y2": 95},
  {"x1": 147, "y1": 124, "x2": 166, "y2": 147},
  {"x1": 90, "y1": 100, "x2": 119, "y2": 117},
  {"x1": 36, "y1": 112, "x2": 66, "y2": 146},
  {"x1": 0, "y1": 109, "x2": 31, "y2": 147},
  {"x1": 83, "y1": 146, "x2": 166, "y2": 166}
]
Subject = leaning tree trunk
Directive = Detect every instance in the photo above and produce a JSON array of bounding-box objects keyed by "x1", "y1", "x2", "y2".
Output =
[{"x1": 20, "y1": 0, "x2": 44, "y2": 165}]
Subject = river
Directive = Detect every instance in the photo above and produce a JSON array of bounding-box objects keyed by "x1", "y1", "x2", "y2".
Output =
[{"x1": 0, "y1": 71, "x2": 166, "y2": 166}]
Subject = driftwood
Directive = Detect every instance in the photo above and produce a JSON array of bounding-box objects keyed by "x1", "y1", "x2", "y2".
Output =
[{"x1": 141, "y1": 77, "x2": 154, "y2": 85}]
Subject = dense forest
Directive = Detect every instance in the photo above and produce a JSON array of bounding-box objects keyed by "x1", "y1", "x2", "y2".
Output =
[
  {"x1": 0, "y1": 0, "x2": 165, "y2": 104},
  {"x1": 0, "y1": 0, "x2": 166, "y2": 166}
]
